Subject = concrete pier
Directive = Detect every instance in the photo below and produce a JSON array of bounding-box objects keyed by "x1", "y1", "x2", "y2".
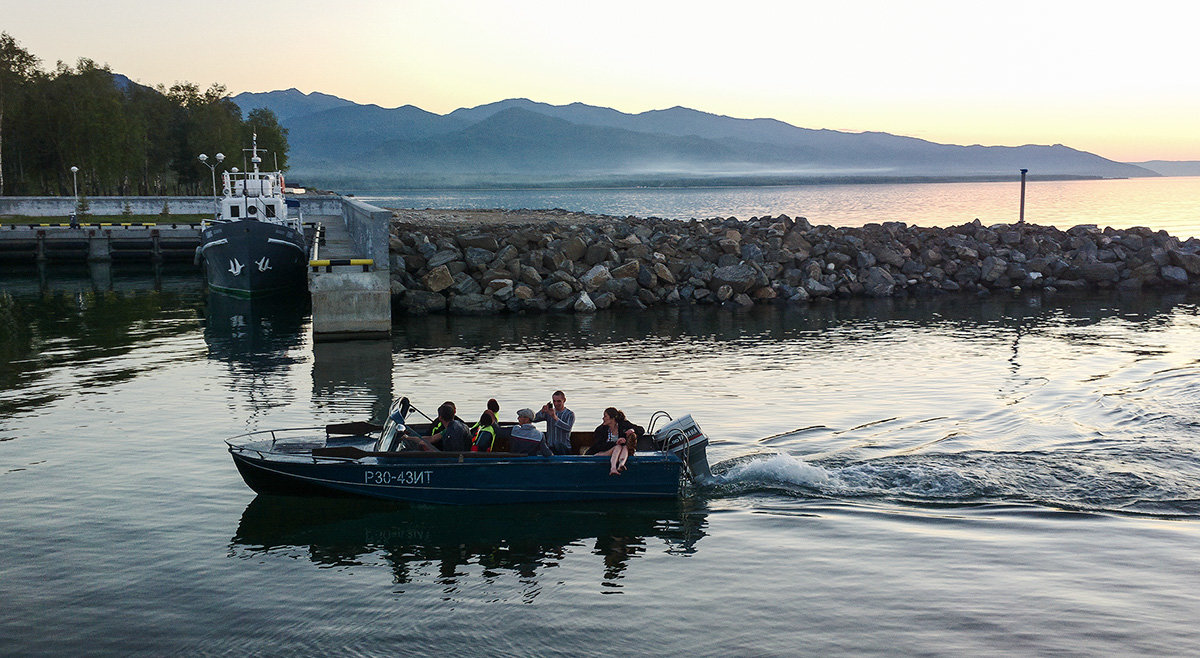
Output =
[{"x1": 307, "y1": 197, "x2": 392, "y2": 342}]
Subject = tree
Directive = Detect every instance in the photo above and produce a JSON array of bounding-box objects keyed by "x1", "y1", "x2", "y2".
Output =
[
  {"x1": 246, "y1": 108, "x2": 288, "y2": 172},
  {"x1": 0, "y1": 33, "x2": 40, "y2": 195}
]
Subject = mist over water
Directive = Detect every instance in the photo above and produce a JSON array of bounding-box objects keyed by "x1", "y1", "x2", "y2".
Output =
[
  {"x1": 3, "y1": 270, "x2": 1200, "y2": 654},
  {"x1": 361, "y1": 175, "x2": 1200, "y2": 238}
]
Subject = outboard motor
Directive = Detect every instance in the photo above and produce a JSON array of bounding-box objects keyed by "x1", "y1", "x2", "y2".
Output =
[{"x1": 650, "y1": 414, "x2": 714, "y2": 484}]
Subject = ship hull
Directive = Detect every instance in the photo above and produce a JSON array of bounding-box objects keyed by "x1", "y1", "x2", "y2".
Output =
[{"x1": 199, "y1": 220, "x2": 307, "y2": 298}]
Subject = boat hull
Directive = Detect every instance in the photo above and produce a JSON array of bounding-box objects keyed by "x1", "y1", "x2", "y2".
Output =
[
  {"x1": 229, "y1": 450, "x2": 687, "y2": 505},
  {"x1": 199, "y1": 220, "x2": 307, "y2": 298}
]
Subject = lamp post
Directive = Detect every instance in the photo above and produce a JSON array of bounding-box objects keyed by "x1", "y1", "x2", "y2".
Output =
[
  {"x1": 198, "y1": 152, "x2": 225, "y2": 221},
  {"x1": 69, "y1": 166, "x2": 80, "y2": 228},
  {"x1": 1019, "y1": 168, "x2": 1028, "y2": 223}
]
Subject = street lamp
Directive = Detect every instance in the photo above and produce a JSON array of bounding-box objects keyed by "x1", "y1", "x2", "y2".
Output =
[
  {"x1": 198, "y1": 152, "x2": 225, "y2": 221},
  {"x1": 69, "y1": 166, "x2": 79, "y2": 228}
]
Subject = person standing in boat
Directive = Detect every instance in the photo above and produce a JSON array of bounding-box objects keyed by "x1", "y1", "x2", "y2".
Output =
[
  {"x1": 534, "y1": 390, "x2": 575, "y2": 455},
  {"x1": 510, "y1": 408, "x2": 552, "y2": 456},
  {"x1": 588, "y1": 408, "x2": 643, "y2": 475},
  {"x1": 425, "y1": 403, "x2": 471, "y2": 452}
]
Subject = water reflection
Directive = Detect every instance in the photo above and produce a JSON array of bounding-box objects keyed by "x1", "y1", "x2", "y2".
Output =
[
  {"x1": 231, "y1": 496, "x2": 707, "y2": 589},
  {"x1": 0, "y1": 271, "x2": 204, "y2": 419},
  {"x1": 202, "y1": 292, "x2": 308, "y2": 415},
  {"x1": 312, "y1": 339, "x2": 393, "y2": 423},
  {"x1": 391, "y1": 291, "x2": 1198, "y2": 360}
]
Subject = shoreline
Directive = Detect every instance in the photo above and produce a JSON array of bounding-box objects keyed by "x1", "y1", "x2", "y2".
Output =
[{"x1": 385, "y1": 209, "x2": 1200, "y2": 315}]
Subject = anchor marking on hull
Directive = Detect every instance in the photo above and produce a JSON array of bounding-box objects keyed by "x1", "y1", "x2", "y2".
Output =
[
  {"x1": 228, "y1": 258, "x2": 244, "y2": 275},
  {"x1": 256, "y1": 257, "x2": 272, "y2": 272}
]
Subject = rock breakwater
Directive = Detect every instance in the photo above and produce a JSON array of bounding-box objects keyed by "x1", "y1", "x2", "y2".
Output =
[{"x1": 387, "y1": 211, "x2": 1200, "y2": 315}]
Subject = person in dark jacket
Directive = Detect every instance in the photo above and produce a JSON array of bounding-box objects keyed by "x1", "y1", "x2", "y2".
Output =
[
  {"x1": 423, "y1": 403, "x2": 470, "y2": 452},
  {"x1": 587, "y1": 407, "x2": 642, "y2": 475}
]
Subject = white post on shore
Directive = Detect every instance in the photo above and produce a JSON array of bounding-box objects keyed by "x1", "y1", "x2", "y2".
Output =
[{"x1": 1019, "y1": 168, "x2": 1028, "y2": 223}]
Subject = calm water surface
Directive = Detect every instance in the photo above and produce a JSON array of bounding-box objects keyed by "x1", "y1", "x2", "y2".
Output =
[
  {"x1": 3, "y1": 268, "x2": 1200, "y2": 655},
  {"x1": 360, "y1": 175, "x2": 1200, "y2": 238}
]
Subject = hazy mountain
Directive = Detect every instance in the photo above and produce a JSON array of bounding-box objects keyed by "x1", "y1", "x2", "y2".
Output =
[
  {"x1": 232, "y1": 88, "x2": 357, "y2": 122},
  {"x1": 1129, "y1": 161, "x2": 1200, "y2": 177},
  {"x1": 232, "y1": 91, "x2": 1158, "y2": 188}
]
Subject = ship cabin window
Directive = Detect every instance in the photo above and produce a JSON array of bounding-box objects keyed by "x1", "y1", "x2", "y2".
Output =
[
  {"x1": 265, "y1": 205, "x2": 276, "y2": 218},
  {"x1": 229, "y1": 206, "x2": 240, "y2": 218}
]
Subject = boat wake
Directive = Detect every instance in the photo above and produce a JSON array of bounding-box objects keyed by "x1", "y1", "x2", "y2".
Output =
[{"x1": 702, "y1": 450, "x2": 1200, "y2": 517}]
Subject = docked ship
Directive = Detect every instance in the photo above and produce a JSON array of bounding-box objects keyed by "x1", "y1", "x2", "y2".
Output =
[{"x1": 197, "y1": 135, "x2": 308, "y2": 297}]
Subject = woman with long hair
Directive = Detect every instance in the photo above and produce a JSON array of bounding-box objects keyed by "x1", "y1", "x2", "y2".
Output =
[{"x1": 587, "y1": 407, "x2": 641, "y2": 475}]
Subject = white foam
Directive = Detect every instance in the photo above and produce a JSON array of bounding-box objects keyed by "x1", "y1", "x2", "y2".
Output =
[{"x1": 721, "y1": 453, "x2": 832, "y2": 487}]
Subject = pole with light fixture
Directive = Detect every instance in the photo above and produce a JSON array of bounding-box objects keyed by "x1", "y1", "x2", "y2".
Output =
[
  {"x1": 197, "y1": 152, "x2": 225, "y2": 223},
  {"x1": 69, "y1": 166, "x2": 80, "y2": 227}
]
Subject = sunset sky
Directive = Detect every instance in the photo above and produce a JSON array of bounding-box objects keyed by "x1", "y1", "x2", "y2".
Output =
[{"x1": 6, "y1": 0, "x2": 1197, "y2": 162}]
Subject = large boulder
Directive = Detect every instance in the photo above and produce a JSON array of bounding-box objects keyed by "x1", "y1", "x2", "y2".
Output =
[
  {"x1": 864, "y1": 267, "x2": 895, "y2": 297},
  {"x1": 404, "y1": 290, "x2": 446, "y2": 314},
  {"x1": 1080, "y1": 261, "x2": 1119, "y2": 283},
  {"x1": 562, "y1": 236, "x2": 588, "y2": 261},
  {"x1": 1161, "y1": 265, "x2": 1189, "y2": 285},
  {"x1": 574, "y1": 291, "x2": 597, "y2": 313},
  {"x1": 458, "y1": 232, "x2": 499, "y2": 251},
  {"x1": 654, "y1": 262, "x2": 676, "y2": 285},
  {"x1": 448, "y1": 293, "x2": 504, "y2": 315},
  {"x1": 426, "y1": 249, "x2": 461, "y2": 269},
  {"x1": 612, "y1": 261, "x2": 641, "y2": 279},
  {"x1": 711, "y1": 262, "x2": 758, "y2": 293},
  {"x1": 423, "y1": 265, "x2": 454, "y2": 292},
  {"x1": 464, "y1": 247, "x2": 495, "y2": 269},
  {"x1": 579, "y1": 264, "x2": 612, "y2": 291},
  {"x1": 546, "y1": 280, "x2": 574, "y2": 300}
]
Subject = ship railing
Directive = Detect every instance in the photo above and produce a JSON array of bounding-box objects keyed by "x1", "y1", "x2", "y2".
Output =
[{"x1": 225, "y1": 426, "x2": 367, "y2": 463}]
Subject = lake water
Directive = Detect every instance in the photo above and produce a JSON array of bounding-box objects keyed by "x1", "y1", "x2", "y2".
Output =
[
  {"x1": 358, "y1": 175, "x2": 1200, "y2": 238},
  {"x1": 3, "y1": 266, "x2": 1200, "y2": 655}
]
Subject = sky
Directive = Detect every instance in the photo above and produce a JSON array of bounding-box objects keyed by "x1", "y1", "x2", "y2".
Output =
[{"x1": 4, "y1": 0, "x2": 1198, "y2": 162}]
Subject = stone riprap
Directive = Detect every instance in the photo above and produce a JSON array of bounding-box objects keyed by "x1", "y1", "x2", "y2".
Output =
[{"x1": 387, "y1": 211, "x2": 1200, "y2": 315}]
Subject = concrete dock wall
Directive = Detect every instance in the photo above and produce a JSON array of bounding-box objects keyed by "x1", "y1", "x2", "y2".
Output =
[
  {"x1": 341, "y1": 197, "x2": 391, "y2": 271},
  {"x1": 0, "y1": 195, "x2": 346, "y2": 217}
]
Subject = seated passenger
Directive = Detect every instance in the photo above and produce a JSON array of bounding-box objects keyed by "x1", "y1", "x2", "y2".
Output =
[
  {"x1": 429, "y1": 400, "x2": 458, "y2": 437},
  {"x1": 470, "y1": 398, "x2": 500, "y2": 439},
  {"x1": 587, "y1": 407, "x2": 643, "y2": 475},
  {"x1": 509, "y1": 408, "x2": 552, "y2": 456},
  {"x1": 425, "y1": 403, "x2": 471, "y2": 452},
  {"x1": 471, "y1": 410, "x2": 500, "y2": 452}
]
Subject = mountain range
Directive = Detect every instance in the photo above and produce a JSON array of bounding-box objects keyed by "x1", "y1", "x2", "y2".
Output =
[{"x1": 232, "y1": 88, "x2": 1162, "y2": 189}]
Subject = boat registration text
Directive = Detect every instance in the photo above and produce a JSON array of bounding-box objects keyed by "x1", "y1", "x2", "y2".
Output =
[{"x1": 364, "y1": 470, "x2": 434, "y2": 486}]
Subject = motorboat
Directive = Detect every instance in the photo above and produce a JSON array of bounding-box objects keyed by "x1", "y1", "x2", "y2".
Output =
[
  {"x1": 196, "y1": 134, "x2": 308, "y2": 297},
  {"x1": 226, "y1": 398, "x2": 714, "y2": 505}
]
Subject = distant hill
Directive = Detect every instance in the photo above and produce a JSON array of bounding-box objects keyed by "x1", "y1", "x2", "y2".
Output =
[
  {"x1": 232, "y1": 90, "x2": 1159, "y2": 189},
  {"x1": 1129, "y1": 161, "x2": 1200, "y2": 177}
]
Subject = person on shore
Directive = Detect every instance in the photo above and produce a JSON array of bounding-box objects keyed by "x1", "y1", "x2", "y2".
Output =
[
  {"x1": 424, "y1": 403, "x2": 470, "y2": 452},
  {"x1": 509, "y1": 408, "x2": 551, "y2": 456},
  {"x1": 534, "y1": 390, "x2": 575, "y2": 455},
  {"x1": 587, "y1": 407, "x2": 643, "y2": 475},
  {"x1": 471, "y1": 409, "x2": 500, "y2": 452}
]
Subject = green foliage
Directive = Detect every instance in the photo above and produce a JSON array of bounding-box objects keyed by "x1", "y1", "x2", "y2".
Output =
[
  {"x1": 76, "y1": 192, "x2": 90, "y2": 216},
  {"x1": 121, "y1": 201, "x2": 133, "y2": 217},
  {"x1": 160, "y1": 199, "x2": 170, "y2": 216},
  {"x1": 0, "y1": 32, "x2": 289, "y2": 196}
]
